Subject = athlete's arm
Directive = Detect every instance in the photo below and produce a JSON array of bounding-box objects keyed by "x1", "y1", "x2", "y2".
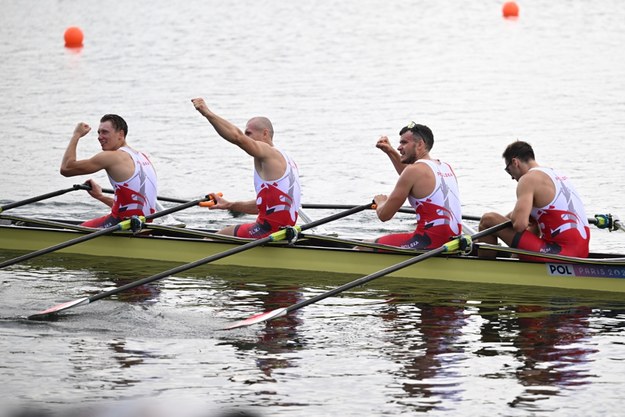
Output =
[
  {"x1": 192, "y1": 98, "x2": 271, "y2": 159},
  {"x1": 375, "y1": 164, "x2": 418, "y2": 221},
  {"x1": 510, "y1": 175, "x2": 536, "y2": 233}
]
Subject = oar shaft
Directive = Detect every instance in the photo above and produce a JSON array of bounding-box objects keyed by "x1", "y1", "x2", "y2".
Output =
[
  {"x1": 90, "y1": 204, "x2": 374, "y2": 302},
  {"x1": 224, "y1": 220, "x2": 513, "y2": 329},
  {"x1": 29, "y1": 201, "x2": 375, "y2": 319},
  {"x1": 102, "y1": 188, "x2": 188, "y2": 204},
  {"x1": 300, "y1": 203, "x2": 373, "y2": 230},
  {"x1": 89, "y1": 234, "x2": 274, "y2": 303},
  {"x1": 462, "y1": 213, "x2": 625, "y2": 231},
  {"x1": 285, "y1": 220, "x2": 512, "y2": 314},
  {"x1": 144, "y1": 198, "x2": 203, "y2": 220},
  {"x1": 1, "y1": 196, "x2": 210, "y2": 269},
  {"x1": 304, "y1": 206, "x2": 619, "y2": 229},
  {"x1": 287, "y1": 246, "x2": 448, "y2": 314},
  {"x1": 0, "y1": 184, "x2": 90, "y2": 213},
  {"x1": 302, "y1": 203, "x2": 412, "y2": 214}
]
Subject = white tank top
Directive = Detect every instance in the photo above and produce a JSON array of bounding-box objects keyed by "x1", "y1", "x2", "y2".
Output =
[
  {"x1": 109, "y1": 146, "x2": 158, "y2": 218},
  {"x1": 253, "y1": 148, "x2": 301, "y2": 224},
  {"x1": 529, "y1": 167, "x2": 589, "y2": 239},
  {"x1": 407, "y1": 159, "x2": 462, "y2": 235}
]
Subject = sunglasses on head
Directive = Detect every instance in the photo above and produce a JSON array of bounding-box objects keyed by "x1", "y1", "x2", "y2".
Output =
[{"x1": 401, "y1": 121, "x2": 424, "y2": 138}]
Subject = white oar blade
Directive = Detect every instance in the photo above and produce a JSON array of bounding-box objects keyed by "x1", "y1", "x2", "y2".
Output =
[
  {"x1": 28, "y1": 297, "x2": 90, "y2": 320},
  {"x1": 224, "y1": 308, "x2": 288, "y2": 330}
]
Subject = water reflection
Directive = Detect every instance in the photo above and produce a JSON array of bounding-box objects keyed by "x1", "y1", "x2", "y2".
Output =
[
  {"x1": 373, "y1": 288, "x2": 622, "y2": 414},
  {"x1": 379, "y1": 301, "x2": 469, "y2": 412},
  {"x1": 222, "y1": 282, "x2": 305, "y2": 382},
  {"x1": 508, "y1": 304, "x2": 597, "y2": 408}
]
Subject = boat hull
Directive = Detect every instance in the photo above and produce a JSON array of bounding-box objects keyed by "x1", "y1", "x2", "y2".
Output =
[{"x1": 2, "y1": 223, "x2": 625, "y2": 294}]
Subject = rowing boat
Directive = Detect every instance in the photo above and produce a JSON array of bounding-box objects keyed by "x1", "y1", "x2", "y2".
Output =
[{"x1": 2, "y1": 214, "x2": 625, "y2": 294}]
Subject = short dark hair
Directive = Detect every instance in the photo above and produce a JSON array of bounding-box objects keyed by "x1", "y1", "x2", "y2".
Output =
[
  {"x1": 503, "y1": 140, "x2": 535, "y2": 164},
  {"x1": 399, "y1": 122, "x2": 434, "y2": 151},
  {"x1": 100, "y1": 114, "x2": 128, "y2": 137}
]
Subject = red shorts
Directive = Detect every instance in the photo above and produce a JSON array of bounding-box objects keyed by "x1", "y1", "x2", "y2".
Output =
[
  {"x1": 80, "y1": 214, "x2": 121, "y2": 228},
  {"x1": 511, "y1": 229, "x2": 590, "y2": 261},
  {"x1": 233, "y1": 221, "x2": 273, "y2": 239},
  {"x1": 375, "y1": 232, "x2": 435, "y2": 250}
]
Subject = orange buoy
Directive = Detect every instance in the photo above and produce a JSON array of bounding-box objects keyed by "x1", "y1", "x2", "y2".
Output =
[
  {"x1": 64, "y1": 26, "x2": 84, "y2": 48},
  {"x1": 502, "y1": 1, "x2": 519, "y2": 18}
]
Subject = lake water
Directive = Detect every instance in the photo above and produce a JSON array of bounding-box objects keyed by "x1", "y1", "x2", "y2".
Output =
[{"x1": 1, "y1": 0, "x2": 625, "y2": 416}]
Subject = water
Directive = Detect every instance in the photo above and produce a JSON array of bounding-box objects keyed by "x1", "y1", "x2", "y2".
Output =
[{"x1": 1, "y1": 0, "x2": 625, "y2": 415}]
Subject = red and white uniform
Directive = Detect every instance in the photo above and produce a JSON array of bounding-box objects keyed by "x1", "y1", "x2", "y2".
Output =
[
  {"x1": 81, "y1": 147, "x2": 158, "y2": 228},
  {"x1": 234, "y1": 148, "x2": 301, "y2": 238},
  {"x1": 512, "y1": 167, "x2": 590, "y2": 260},
  {"x1": 376, "y1": 159, "x2": 462, "y2": 249}
]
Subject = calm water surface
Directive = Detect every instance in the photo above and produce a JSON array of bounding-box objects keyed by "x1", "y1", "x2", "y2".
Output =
[{"x1": 1, "y1": 0, "x2": 625, "y2": 416}]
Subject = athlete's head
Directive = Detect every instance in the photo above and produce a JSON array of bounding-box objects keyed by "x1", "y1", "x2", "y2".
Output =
[
  {"x1": 100, "y1": 114, "x2": 128, "y2": 138},
  {"x1": 399, "y1": 122, "x2": 434, "y2": 151},
  {"x1": 503, "y1": 140, "x2": 535, "y2": 164}
]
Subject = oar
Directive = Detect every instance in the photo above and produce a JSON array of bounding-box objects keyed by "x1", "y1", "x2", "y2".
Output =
[
  {"x1": 0, "y1": 183, "x2": 90, "y2": 213},
  {"x1": 27, "y1": 202, "x2": 374, "y2": 320},
  {"x1": 101, "y1": 188, "x2": 188, "y2": 204},
  {"x1": 224, "y1": 220, "x2": 513, "y2": 330},
  {"x1": 304, "y1": 205, "x2": 624, "y2": 232},
  {"x1": 0, "y1": 196, "x2": 212, "y2": 269},
  {"x1": 462, "y1": 213, "x2": 624, "y2": 232},
  {"x1": 302, "y1": 203, "x2": 413, "y2": 215}
]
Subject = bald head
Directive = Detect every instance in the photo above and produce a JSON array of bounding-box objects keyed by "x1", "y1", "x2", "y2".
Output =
[{"x1": 246, "y1": 117, "x2": 274, "y2": 139}]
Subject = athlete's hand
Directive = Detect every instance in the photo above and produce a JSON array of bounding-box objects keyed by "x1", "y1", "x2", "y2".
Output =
[
  {"x1": 84, "y1": 179, "x2": 103, "y2": 199},
  {"x1": 73, "y1": 122, "x2": 91, "y2": 139},
  {"x1": 375, "y1": 136, "x2": 395, "y2": 154},
  {"x1": 191, "y1": 98, "x2": 211, "y2": 117},
  {"x1": 373, "y1": 194, "x2": 388, "y2": 206},
  {"x1": 206, "y1": 192, "x2": 231, "y2": 210}
]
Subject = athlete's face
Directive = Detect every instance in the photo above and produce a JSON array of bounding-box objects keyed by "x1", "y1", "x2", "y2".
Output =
[
  {"x1": 244, "y1": 122, "x2": 266, "y2": 142},
  {"x1": 397, "y1": 131, "x2": 421, "y2": 164},
  {"x1": 97, "y1": 121, "x2": 125, "y2": 151},
  {"x1": 504, "y1": 157, "x2": 521, "y2": 181}
]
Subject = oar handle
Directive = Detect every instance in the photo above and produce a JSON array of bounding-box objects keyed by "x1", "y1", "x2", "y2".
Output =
[{"x1": 0, "y1": 183, "x2": 90, "y2": 213}]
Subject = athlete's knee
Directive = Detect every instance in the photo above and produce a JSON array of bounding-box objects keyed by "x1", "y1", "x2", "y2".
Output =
[{"x1": 479, "y1": 212, "x2": 503, "y2": 231}]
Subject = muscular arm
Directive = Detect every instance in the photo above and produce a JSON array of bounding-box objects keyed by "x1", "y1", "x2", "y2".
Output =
[
  {"x1": 510, "y1": 176, "x2": 535, "y2": 233},
  {"x1": 375, "y1": 165, "x2": 420, "y2": 221},
  {"x1": 60, "y1": 123, "x2": 98, "y2": 177},
  {"x1": 191, "y1": 98, "x2": 271, "y2": 159},
  {"x1": 60, "y1": 123, "x2": 128, "y2": 179}
]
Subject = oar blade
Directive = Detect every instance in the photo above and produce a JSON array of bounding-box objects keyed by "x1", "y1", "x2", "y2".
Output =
[
  {"x1": 224, "y1": 308, "x2": 288, "y2": 330},
  {"x1": 27, "y1": 297, "x2": 90, "y2": 320}
]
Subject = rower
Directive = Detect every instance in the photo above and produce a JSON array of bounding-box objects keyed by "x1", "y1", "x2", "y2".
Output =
[
  {"x1": 369, "y1": 122, "x2": 462, "y2": 250},
  {"x1": 60, "y1": 114, "x2": 158, "y2": 228},
  {"x1": 191, "y1": 98, "x2": 301, "y2": 239},
  {"x1": 478, "y1": 140, "x2": 590, "y2": 261}
]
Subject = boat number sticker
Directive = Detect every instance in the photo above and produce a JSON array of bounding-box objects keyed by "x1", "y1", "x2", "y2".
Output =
[{"x1": 547, "y1": 263, "x2": 625, "y2": 278}]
